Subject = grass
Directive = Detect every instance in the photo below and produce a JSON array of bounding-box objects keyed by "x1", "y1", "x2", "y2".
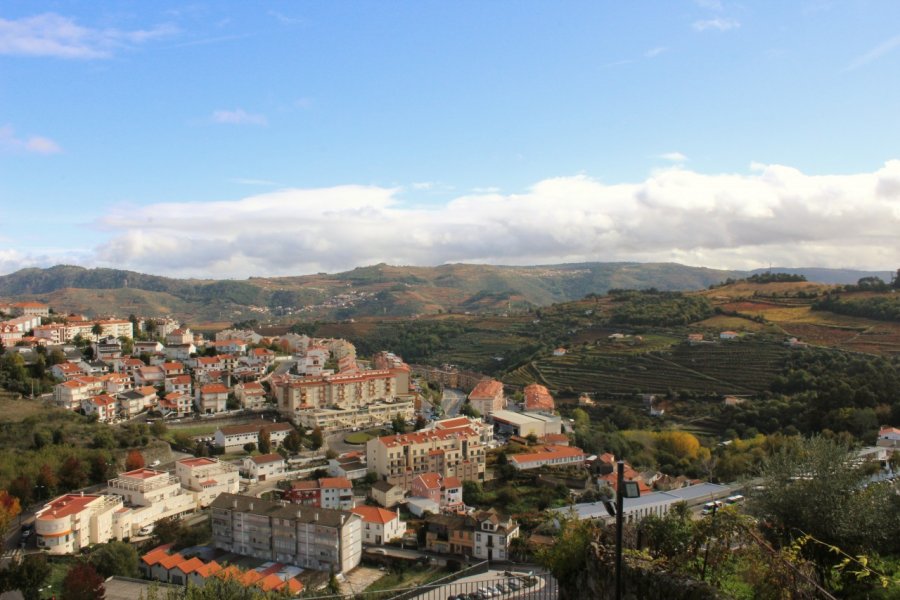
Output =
[
  {"x1": 0, "y1": 393, "x2": 47, "y2": 423},
  {"x1": 344, "y1": 432, "x2": 374, "y2": 444},
  {"x1": 364, "y1": 564, "x2": 449, "y2": 593},
  {"x1": 44, "y1": 555, "x2": 75, "y2": 598}
]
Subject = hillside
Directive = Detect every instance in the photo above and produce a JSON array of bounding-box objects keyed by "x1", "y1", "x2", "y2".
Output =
[{"x1": 0, "y1": 262, "x2": 891, "y2": 324}]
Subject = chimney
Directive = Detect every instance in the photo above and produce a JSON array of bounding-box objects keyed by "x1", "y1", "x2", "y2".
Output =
[{"x1": 315, "y1": 512, "x2": 319, "y2": 521}]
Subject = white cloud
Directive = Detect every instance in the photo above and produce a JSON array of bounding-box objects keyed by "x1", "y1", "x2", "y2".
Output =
[
  {"x1": 211, "y1": 109, "x2": 268, "y2": 126},
  {"x1": 845, "y1": 34, "x2": 900, "y2": 71},
  {"x1": 695, "y1": 0, "x2": 723, "y2": 9},
  {"x1": 0, "y1": 13, "x2": 176, "y2": 59},
  {"x1": 35, "y1": 160, "x2": 894, "y2": 278},
  {"x1": 659, "y1": 152, "x2": 688, "y2": 163},
  {"x1": 229, "y1": 178, "x2": 279, "y2": 186},
  {"x1": 0, "y1": 125, "x2": 62, "y2": 154},
  {"x1": 693, "y1": 18, "x2": 740, "y2": 32},
  {"x1": 644, "y1": 46, "x2": 668, "y2": 58}
]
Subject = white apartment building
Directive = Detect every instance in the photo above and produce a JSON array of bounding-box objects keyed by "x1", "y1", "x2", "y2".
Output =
[
  {"x1": 35, "y1": 493, "x2": 124, "y2": 554},
  {"x1": 175, "y1": 457, "x2": 240, "y2": 507},
  {"x1": 105, "y1": 468, "x2": 198, "y2": 536},
  {"x1": 53, "y1": 377, "x2": 103, "y2": 410}
]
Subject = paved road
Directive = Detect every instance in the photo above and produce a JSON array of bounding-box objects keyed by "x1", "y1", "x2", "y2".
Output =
[
  {"x1": 412, "y1": 568, "x2": 555, "y2": 600},
  {"x1": 441, "y1": 388, "x2": 466, "y2": 418}
]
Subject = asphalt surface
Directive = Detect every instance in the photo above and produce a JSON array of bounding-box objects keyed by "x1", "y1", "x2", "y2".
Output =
[{"x1": 441, "y1": 388, "x2": 466, "y2": 417}]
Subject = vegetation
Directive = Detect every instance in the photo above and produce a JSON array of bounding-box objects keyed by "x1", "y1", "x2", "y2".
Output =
[
  {"x1": 609, "y1": 290, "x2": 714, "y2": 326},
  {"x1": 813, "y1": 293, "x2": 900, "y2": 322}
]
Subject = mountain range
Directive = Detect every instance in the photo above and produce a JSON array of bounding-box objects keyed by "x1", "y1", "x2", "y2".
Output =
[{"x1": 0, "y1": 263, "x2": 892, "y2": 325}]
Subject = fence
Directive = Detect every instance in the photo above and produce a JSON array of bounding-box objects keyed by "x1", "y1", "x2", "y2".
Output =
[{"x1": 302, "y1": 564, "x2": 558, "y2": 600}]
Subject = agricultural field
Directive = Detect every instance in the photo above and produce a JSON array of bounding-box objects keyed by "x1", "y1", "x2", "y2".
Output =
[{"x1": 504, "y1": 338, "x2": 790, "y2": 396}]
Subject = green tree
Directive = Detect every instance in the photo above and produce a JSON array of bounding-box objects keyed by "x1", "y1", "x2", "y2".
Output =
[
  {"x1": 89, "y1": 541, "x2": 139, "y2": 578},
  {"x1": 282, "y1": 428, "x2": 302, "y2": 453},
  {"x1": 91, "y1": 323, "x2": 103, "y2": 342},
  {"x1": 243, "y1": 442, "x2": 256, "y2": 453},
  {"x1": 391, "y1": 413, "x2": 408, "y2": 434},
  {"x1": 58, "y1": 456, "x2": 88, "y2": 490},
  {"x1": 0, "y1": 553, "x2": 51, "y2": 600}
]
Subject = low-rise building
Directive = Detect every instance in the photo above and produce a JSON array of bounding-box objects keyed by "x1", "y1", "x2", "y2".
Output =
[
  {"x1": 159, "y1": 392, "x2": 193, "y2": 418},
  {"x1": 118, "y1": 386, "x2": 157, "y2": 418},
  {"x1": 368, "y1": 480, "x2": 405, "y2": 508},
  {"x1": 467, "y1": 379, "x2": 506, "y2": 417},
  {"x1": 175, "y1": 457, "x2": 240, "y2": 507},
  {"x1": 491, "y1": 409, "x2": 562, "y2": 438},
  {"x1": 244, "y1": 454, "x2": 286, "y2": 482},
  {"x1": 214, "y1": 422, "x2": 293, "y2": 453},
  {"x1": 283, "y1": 477, "x2": 353, "y2": 510},
  {"x1": 82, "y1": 394, "x2": 118, "y2": 423},
  {"x1": 235, "y1": 381, "x2": 267, "y2": 409},
  {"x1": 196, "y1": 383, "x2": 229, "y2": 414},
  {"x1": 328, "y1": 454, "x2": 368, "y2": 480},
  {"x1": 410, "y1": 473, "x2": 463, "y2": 511},
  {"x1": 351, "y1": 506, "x2": 405, "y2": 545},
  {"x1": 472, "y1": 510, "x2": 519, "y2": 561},
  {"x1": 105, "y1": 468, "x2": 198, "y2": 536},
  {"x1": 53, "y1": 376, "x2": 102, "y2": 410},
  {"x1": 210, "y1": 493, "x2": 362, "y2": 574},
  {"x1": 523, "y1": 383, "x2": 555, "y2": 412},
  {"x1": 508, "y1": 445, "x2": 586, "y2": 470}
]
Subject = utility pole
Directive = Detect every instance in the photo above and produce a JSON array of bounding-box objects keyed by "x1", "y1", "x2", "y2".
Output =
[{"x1": 615, "y1": 460, "x2": 624, "y2": 600}]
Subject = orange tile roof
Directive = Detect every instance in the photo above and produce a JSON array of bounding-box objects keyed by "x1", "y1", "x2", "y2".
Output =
[
  {"x1": 38, "y1": 494, "x2": 101, "y2": 520},
  {"x1": 174, "y1": 557, "x2": 205, "y2": 575},
  {"x1": 158, "y1": 553, "x2": 185, "y2": 569},
  {"x1": 250, "y1": 453, "x2": 284, "y2": 465},
  {"x1": 509, "y1": 445, "x2": 586, "y2": 464},
  {"x1": 256, "y1": 573, "x2": 284, "y2": 592},
  {"x1": 201, "y1": 383, "x2": 229, "y2": 394},
  {"x1": 352, "y1": 505, "x2": 398, "y2": 524},
  {"x1": 318, "y1": 477, "x2": 351, "y2": 489},
  {"x1": 377, "y1": 427, "x2": 477, "y2": 448},
  {"x1": 415, "y1": 472, "x2": 441, "y2": 489},
  {"x1": 469, "y1": 379, "x2": 503, "y2": 400},
  {"x1": 141, "y1": 544, "x2": 174, "y2": 566},
  {"x1": 120, "y1": 468, "x2": 164, "y2": 480},
  {"x1": 523, "y1": 383, "x2": 555, "y2": 412},
  {"x1": 443, "y1": 476, "x2": 462, "y2": 488},
  {"x1": 178, "y1": 457, "x2": 217, "y2": 468},
  {"x1": 216, "y1": 565, "x2": 243, "y2": 581},
  {"x1": 193, "y1": 560, "x2": 222, "y2": 578},
  {"x1": 240, "y1": 570, "x2": 264, "y2": 586}
]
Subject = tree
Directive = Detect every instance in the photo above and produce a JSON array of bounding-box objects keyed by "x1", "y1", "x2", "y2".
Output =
[
  {"x1": 310, "y1": 426, "x2": 324, "y2": 450},
  {"x1": 391, "y1": 413, "x2": 408, "y2": 434},
  {"x1": 0, "y1": 553, "x2": 50, "y2": 600},
  {"x1": 61, "y1": 562, "x2": 105, "y2": 600},
  {"x1": 258, "y1": 428, "x2": 271, "y2": 454},
  {"x1": 8, "y1": 476, "x2": 32, "y2": 506},
  {"x1": 0, "y1": 491, "x2": 21, "y2": 533},
  {"x1": 91, "y1": 323, "x2": 103, "y2": 342},
  {"x1": 58, "y1": 456, "x2": 87, "y2": 490},
  {"x1": 153, "y1": 516, "x2": 182, "y2": 544},
  {"x1": 414, "y1": 415, "x2": 427, "y2": 431},
  {"x1": 125, "y1": 450, "x2": 145, "y2": 471},
  {"x1": 459, "y1": 402, "x2": 481, "y2": 418},
  {"x1": 89, "y1": 541, "x2": 139, "y2": 578},
  {"x1": 283, "y1": 428, "x2": 302, "y2": 453},
  {"x1": 243, "y1": 442, "x2": 256, "y2": 453},
  {"x1": 36, "y1": 464, "x2": 58, "y2": 498},
  {"x1": 462, "y1": 480, "x2": 484, "y2": 505}
]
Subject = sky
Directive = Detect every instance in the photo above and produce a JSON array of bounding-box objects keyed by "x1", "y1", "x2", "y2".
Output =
[{"x1": 2, "y1": 1, "x2": 900, "y2": 279}]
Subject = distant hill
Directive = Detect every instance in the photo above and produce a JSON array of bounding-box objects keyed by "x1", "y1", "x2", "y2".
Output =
[
  {"x1": 0, "y1": 262, "x2": 891, "y2": 324},
  {"x1": 749, "y1": 267, "x2": 894, "y2": 285}
]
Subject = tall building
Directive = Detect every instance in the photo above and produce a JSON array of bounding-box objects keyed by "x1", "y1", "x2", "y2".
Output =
[
  {"x1": 210, "y1": 493, "x2": 362, "y2": 574},
  {"x1": 366, "y1": 425, "x2": 485, "y2": 490}
]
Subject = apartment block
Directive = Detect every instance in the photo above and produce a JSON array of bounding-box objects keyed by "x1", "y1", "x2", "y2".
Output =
[
  {"x1": 35, "y1": 493, "x2": 124, "y2": 554},
  {"x1": 175, "y1": 457, "x2": 240, "y2": 507},
  {"x1": 210, "y1": 493, "x2": 362, "y2": 574}
]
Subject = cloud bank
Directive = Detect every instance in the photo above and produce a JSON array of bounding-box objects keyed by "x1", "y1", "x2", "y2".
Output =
[{"x1": 20, "y1": 161, "x2": 882, "y2": 278}]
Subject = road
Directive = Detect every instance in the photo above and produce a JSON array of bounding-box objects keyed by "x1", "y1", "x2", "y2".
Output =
[
  {"x1": 411, "y1": 568, "x2": 556, "y2": 600},
  {"x1": 441, "y1": 388, "x2": 466, "y2": 418}
]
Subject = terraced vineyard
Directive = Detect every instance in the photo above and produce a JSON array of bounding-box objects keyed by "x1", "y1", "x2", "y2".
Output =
[{"x1": 504, "y1": 338, "x2": 790, "y2": 396}]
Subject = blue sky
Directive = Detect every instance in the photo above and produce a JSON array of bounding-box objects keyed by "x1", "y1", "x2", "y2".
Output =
[{"x1": 2, "y1": 1, "x2": 900, "y2": 277}]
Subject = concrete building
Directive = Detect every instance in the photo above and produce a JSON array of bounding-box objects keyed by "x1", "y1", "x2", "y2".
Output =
[
  {"x1": 410, "y1": 473, "x2": 463, "y2": 511},
  {"x1": 235, "y1": 381, "x2": 267, "y2": 409},
  {"x1": 472, "y1": 510, "x2": 519, "y2": 562},
  {"x1": 53, "y1": 376, "x2": 102, "y2": 410},
  {"x1": 105, "y1": 468, "x2": 197, "y2": 536},
  {"x1": 175, "y1": 457, "x2": 240, "y2": 507},
  {"x1": 211, "y1": 493, "x2": 362, "y2": 574},
  {"x1": 214, "y1": 422, "x2": 293, "y2": 453},
  {"x1": 244, "y1": 454, "x2": 286, "y2": 482},
  {"x1": 197, "y1": 383, "x2": 229, "y2": 414},
  {"x1": 283, "y1": 477, "x2": 353, "y2": 510},
  {"x1": 523, "y1": 383, "x2": 555, "y2": 412},
  {"x1": 467, "y1": 379, "x2": 506, "y2": 417},
  {"x1": 328, "y1": 454, "x2": 368, "y2": 480},
  {"x1": 368, "y1": 480, "x2": 405, "y2": 509},
  {"x1": 491, "y1": 409, "x2": 562, "y2": 438},
  {"x1": 508, "y1": 445, "x2": 587, "y2": 470},
  {"x1": 351, "y1": 506, "x2": 405, "y2": 545},
  {"x1": 35, "y1": 493, "x2": 124, "y2": 554},
  {"x1": 366, "y1": 426, "x2": 485, "y2": 490}
]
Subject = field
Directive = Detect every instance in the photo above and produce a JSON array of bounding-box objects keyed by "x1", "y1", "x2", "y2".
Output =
[
  {"x1": 344, "y1": 431, "x2": 374, "y2": 444},
  {"x1": 504, "y1": 338, "x2": 790, "y2": 396},
  {"x1": 0, "y1": 391, "x2": 47, "y2": 423}
]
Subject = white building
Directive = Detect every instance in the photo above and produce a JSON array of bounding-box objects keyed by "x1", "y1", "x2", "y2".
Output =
[
  {"x1": 350, "y1": 506, "x2": 405, "y2": 545},
  {"x1": 243, "y1": 453, "x2": 286, "y2": 482},
  {"x1": 472, "y1": 511, "x2": 519, "y2": 562},
  {"x1": 175, "y1": 457, "x2": 240, "y2": 507},
  {"x1": 35, "y1": 493, "x2": 124, "y2": 554},
  {"x1": 105, "y1": 468, "x2": 198, "y2": 536},
  {"x1": 214, "y1": 422, "x2": 293, "y2": 453}
]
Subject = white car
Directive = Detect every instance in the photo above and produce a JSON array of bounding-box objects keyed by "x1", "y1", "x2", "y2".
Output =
[{"x1": 150, "y1": 459, "x2": 161, "y2": 467}]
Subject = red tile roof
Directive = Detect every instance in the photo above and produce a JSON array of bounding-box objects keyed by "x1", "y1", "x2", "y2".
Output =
[
  {"x1": 469, "y1": 379, "x2": 503, "y2": 400},
  {"x1": 250, "y1": 453, "x2": 284, "y2": 465},
  {"x1": 351, "y1": 505, "x2": 398, "y2": 524},
  {"x1": 318, "y1": 477, "x2": 351, "y2": 489},
  {"x1": 509, "y1": 445, "x2": 586, "y2": 464},
  {"x1": 523, "y1": 383, "x2": 555, "y2": 412},
  {"x1": 38, "y1": 494, "x2": 101, "y2": 520}
]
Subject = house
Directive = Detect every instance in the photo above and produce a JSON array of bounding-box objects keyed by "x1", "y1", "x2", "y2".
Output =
[
  {"x1": 243, "y1": 453, "x2": 286, "y2": 482},
  {"x1": 245, "y1": 347, "x2": 275, "y2": 368},
  {"x1": 508, "y1": 445, "x2": 587, "y2": 470},
  {"x1": 196, "y1": 383, "x2": 229, "y2": 414},
  {"x1": 51, "y1": 362, "x2": 85, "y2": 381},
  {"x1": 175, "y1": 457, "x2": 240, "y2": 507},
  {"x1": 53, "y1": 376, "x2": 103, "y2": 410},
  {"x1": 552, "y1": 347, "x2": 567, "y2": 356},
  {"x1": 319, "y1": 477, "x2": 353, "y2": 510},
  {"x1": 720, "y1": 331, "x2": 739, "y2": 340},
  {"x1": 134, "y1": 341, "x2": 164, "y2": 355},
  {"x1": 159, "y1": 392, "x2": 193, "y2": 418},
  {"x1": 328, "y1": 453, "x2": 368, "y2": 480},
  {"x1": 92, "y1": 336, "x2": 123, "y2": 360},
  {"x1": 523, "y1": 383, "x2": 555, "y2": 412},
  {"x1": 687, "y1": 333, "x2": 704, "y2": 344},
  {"x1": 424, "y1": 513, "x2": 476, "y2": 556},
  {"x1": 140, "y1": 544, "x2": 175, "y2": 578},
  {"x1": 214, "y1": 422, "x2": 293, "y2": 453},
  {"x1": 877, "y1": 426, "x2": 900, "y2": 448},
  {"x1": 105, "y1": 468, "x2": 198, "y2": 537},
  {"x1": 35, "y1": 493, "x2": 124, "y2": 554},
  {"x1": 410, "y1": 473, "x2": 464, "y2": 511},
  {"x1": 472, "y1": 510, "x2": 519, "y2": 561},
  {"x1": 467, "y1": 379, "x2": 506, "y2": 417},
  {"x1": 82, "y1": 394, "x2": 118, "y2": 423},
  {"x1": 99, "y1": 372, "x2": 133, "y2": 395},
  {"x1": 13, "y1": 301, "x2": 50, "y2": 317},
  {"x1": 166, "y1": 328, "x2": 193, "y2": 346},
  {"x1": 160, "y1": 361, "x2": 185, "y2": 377},
  {"x1": 135, "y1": 365, "x2": 165, "y2": 387},
  {"x1": 165, "y1": 343, "x2": 195, "y2": 361},
  {"x1": 235, "y1": 381, "x2": 267, "y2": 409},
  {"x1": 351, "y1": 506, "x2": 405, "y2": 545},
  {"x1": 164, "y1": 374, "x2": 192, "y2": 396},
  {"x1": 118, "y1": 386, "x2": 157, "y2": 418},
  {"x1": 211, "y1": 493, "x2": 362, "y2": 574},
  {"x1": 368, "y1": 480, "x2": 405, "y2": 508},
  {"x1": 212, "y1": 339, "x2": 248, "y2": 355}
]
